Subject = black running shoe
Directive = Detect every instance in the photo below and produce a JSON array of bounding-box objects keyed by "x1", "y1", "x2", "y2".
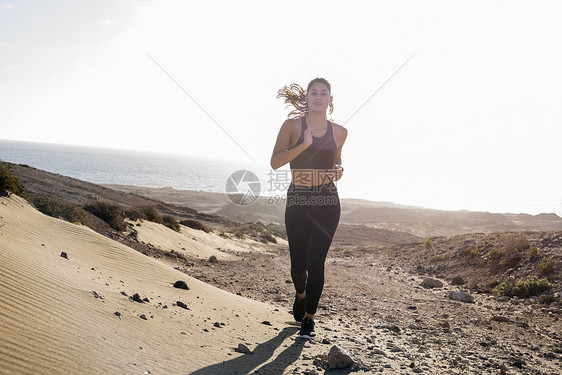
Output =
[
  {"x1": 292, "y1": 293, "x2": 306, "y2": 322},
  {"x1": 299, "y1": 317, "x2": 316, "y2": 339}
]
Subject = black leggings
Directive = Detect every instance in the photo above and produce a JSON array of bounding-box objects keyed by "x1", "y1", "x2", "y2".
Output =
[{"x1": 285, "y1": 182, "x2": 340, "y2": 315}]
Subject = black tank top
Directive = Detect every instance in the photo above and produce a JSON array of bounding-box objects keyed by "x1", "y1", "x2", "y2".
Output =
[{"x1": 290, "y1": 117, "x2": 337, "y2": 170}]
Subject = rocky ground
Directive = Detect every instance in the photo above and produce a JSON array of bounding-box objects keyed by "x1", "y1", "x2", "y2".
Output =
[
  {"x1": 179, "y1": 231, "x2": 562, "y2": 374},
  {"x1": 4, "y1": 162, "x2": 561, "y2": 373}
]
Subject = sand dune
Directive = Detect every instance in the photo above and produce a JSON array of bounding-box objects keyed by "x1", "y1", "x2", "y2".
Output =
[
  {"x1": 131, "y1": 219, "x2": 279, "y2": 261},
  {"x1": 0, "y1": 196, "x2": 298, "y2": 374}
]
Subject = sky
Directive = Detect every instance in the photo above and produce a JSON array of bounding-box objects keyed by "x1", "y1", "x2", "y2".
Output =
[{"x1": 1, "y1": 0, "x2": 561, "y2": 215}]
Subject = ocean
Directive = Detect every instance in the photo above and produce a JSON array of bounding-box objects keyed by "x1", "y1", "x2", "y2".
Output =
[
  {"x1": 0, "y1": 139, "x2": 272, "y2": 195},
  {"x1": 2, "y1": 139, "x2": 561, "y2": 216}
]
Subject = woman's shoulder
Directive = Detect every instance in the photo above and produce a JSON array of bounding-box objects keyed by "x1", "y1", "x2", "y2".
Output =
[
  {"x1": 331, "y1": 122, "x2": 348, "y2": 139},
  {"x1": 281, "y1": 117, "x2": 304, "y2": 131}
]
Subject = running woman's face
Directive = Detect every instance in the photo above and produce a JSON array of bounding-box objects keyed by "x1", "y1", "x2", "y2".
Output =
[{"x1": 306, "y1": 82, "x2": 332, "y2": 113}]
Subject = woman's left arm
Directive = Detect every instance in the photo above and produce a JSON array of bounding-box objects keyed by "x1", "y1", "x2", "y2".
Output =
[{"x1": 332, "y1": 125, "x2": 348, "y2": 181}]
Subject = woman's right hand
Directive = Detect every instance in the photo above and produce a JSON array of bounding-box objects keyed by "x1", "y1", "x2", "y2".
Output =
[{"x1": 302, "y1": 127, "x2": 315, "y2": 147}]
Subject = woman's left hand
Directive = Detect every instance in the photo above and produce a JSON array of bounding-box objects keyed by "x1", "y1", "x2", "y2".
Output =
[{"x1": 326, "y1": 164, "x2": 344, "y2": 181}]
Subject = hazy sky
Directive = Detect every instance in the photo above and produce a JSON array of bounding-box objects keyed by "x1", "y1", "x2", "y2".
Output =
[{"x1": 1, "y1": 0, "x2": 561, "y2": 215}]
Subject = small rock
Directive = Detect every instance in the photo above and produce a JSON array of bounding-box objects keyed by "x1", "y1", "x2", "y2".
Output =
[
  {"x1": 139, "y1": 314, "x2": 147, "y2": 320},
  {"x1": 130, "y1": 293, "x2": 144, "y2": 303},
  {"x1": 261, "y1": 320, "x2": 272, "y2": 326},
  {"x1": 176, "y1": 301, "x2": 189, "y2": 310},
  {"x1": 208, "y1": 255, "x2": 218, "y2": 263},
  {"x1": 120, "y1": 291, "x2": 128, "y2": 297},
  {"x1": 449, "y1": 290, "x2": 474, "y2": 303},
  {"x1": 326, "y1": 345, "x2": 360, "y2": 370},
  {"x1": 237, "y1": 343, "x2": 253, "y2": 354},
  {"x1": 512, "y1": 358, "x2": 524, "y2": 369},
  {"x1": 213, "y1": 322, "x2": 222, "y2": 328},
  {"x1": 451, "y1": 276, "x2": 465, "y2": 285},
  {"x1": 114, "y1": 311, "x2": 122, "y2": 320},
  {"x1": 173, "y1": 280, "x2": 189, "y2": 290},
  {"x1": 377, "y1": 323, "x2": 401, "y2": 334},
  {"x1": 60, "y1": 252, "x2": 68, "y2": 259},
  {"x1": 492, "y1": 315, "x2": 510, "y2": 323},
  {"x1": 92, "y1": 291, "x2": 104, "y2": 299},
  {"x1": 322, "y1": 338, "x2": 331, "y2": 345},
  {"x1": 421, "y1": 277, "x2": 443, "y2": 288}
]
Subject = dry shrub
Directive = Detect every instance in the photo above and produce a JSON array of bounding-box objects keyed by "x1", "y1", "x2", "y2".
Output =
[
  {"x1": 136, "y1": 206, "x2": 163, "y2": 224},
  {"x1": 536, "y1": 295, "x2": 560, "y2": 305},
  {"x1": 125, "y1": 207, "x2": 148, "y2": 221},
  {"x1": 232, "y1": 222, "x2": 278, "y2": 243},
  {"x1": 429, "y1": 254, "x2": 446, "y2": 263},
  {"x1": 487, "y1": 234, "x2": 530, "y2": 269},
  {"x1": 259, "y1": 232, "x2": 277, "y2": 244},
  {"x1": 30, "y1": 196, "x2": 90, "y2": 226},
  {"x1": 500, "y1": 233, "x2": 530, "y2": 253},
  {"x1": 162, "y1": 215, "x2": 180, "y2": 232},
  {"x1": 181, "y1": 219, "x2": 211, "y2": 233},
  {"x1": 0, "y1": 164, "x2": 27, "y2": 198},
  {"x1": 463, "y1": 247, "x2": 480, "y2": 257},
  {"x1": 84, "y1": 200, "x2": 127, "y2": 232}
]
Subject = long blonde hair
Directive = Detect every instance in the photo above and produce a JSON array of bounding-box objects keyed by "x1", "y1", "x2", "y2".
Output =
[{"x1": 277, "y1": 78, "x2": 334, "y2": 119}]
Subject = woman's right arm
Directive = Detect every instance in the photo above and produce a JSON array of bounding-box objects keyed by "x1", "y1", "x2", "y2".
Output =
[{"x1": 270, "y1": 119, "x2": 311, "y2": 170}]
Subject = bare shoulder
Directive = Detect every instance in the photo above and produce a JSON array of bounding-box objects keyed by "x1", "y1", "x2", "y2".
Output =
[
  {"x1": 332, "y1": 122, "x2": 348, "y2": 143},
  {"x1": 281, "y1": 118, "x2": 300, "y2": 133}
]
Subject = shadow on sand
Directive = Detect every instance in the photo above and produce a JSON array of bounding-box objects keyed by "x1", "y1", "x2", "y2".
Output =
[{"x1": 190, "y1": 326, "x2": 304, "y2": 375}]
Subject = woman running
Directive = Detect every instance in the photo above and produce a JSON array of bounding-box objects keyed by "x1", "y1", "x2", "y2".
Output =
[{"x1": 271, "y1": 78, "x2": 348, "y2": 339}]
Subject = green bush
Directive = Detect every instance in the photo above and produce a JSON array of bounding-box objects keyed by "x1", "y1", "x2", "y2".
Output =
[
  {"x1": 526, "y1": 246, "x2": 540, "y2": 259},
  {"x1": 84, "y1": 200, "x2": 127, "y2": 232},
  {"x1": 537, "y1": 257, "x2": 554, "y2": 276},
  {"x1": 488, "y1": 248, "x2": 502, "y2": 263},
  {"x1": 30, "y1": 196, "x2": 90, "y2": 226},
  {"x1": 493, "y1": 276, "x2": 552, "y2": 298},
  {"x1": 424, "y1": 237, "x2": 434, "y2": 249},
  {"x1": 180, "y1": 219, "x2": 211, "y2": 233},
  {"x1": 0, "y1": 165, "x2": 27, "y2": 198},
  {"x1": 162, "y1": 215, "x2": 180, "y2": 232}
]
